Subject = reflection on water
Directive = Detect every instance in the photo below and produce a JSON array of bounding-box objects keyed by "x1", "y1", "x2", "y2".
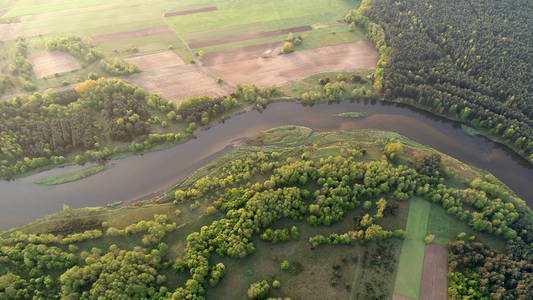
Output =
[{"x1": 0, "y1": 100, "x2": 531, "y2": 230}]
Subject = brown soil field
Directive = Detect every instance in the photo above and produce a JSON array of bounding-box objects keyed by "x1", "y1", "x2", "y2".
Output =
[
  {"x1": 0, "y1": 23, "x2": 21, "y2": 41},
  {"x1": 188, "y1": 25, "x2": 312, "y2": 49},
  {"x1": 124, "y1": 51, "x2": 185, "y2": 71},
  {"x1": 204, "y1": 40, "x2": 379, "y2": 87},
  {"x1": 91, "y1": 26, "x2": 173, "y2": 43},
  {"x1": 29, "y1": 51, "x2": 81, "y2": 78},
  {"x1": 124, "y1": 64, "x2": 230, "y2": 104},
  {"x1": 392, "y1": 294, "x2": 415, "y2": 300},
  {"x1": 164, "y1": 6, "x2": 217, "y2": 17},
  {"x1": 202, "y1": 42, "x2": 282, "y2": 66},
  {"x1": 419, "y1": 244, "x2": 447, "y2": 300}
]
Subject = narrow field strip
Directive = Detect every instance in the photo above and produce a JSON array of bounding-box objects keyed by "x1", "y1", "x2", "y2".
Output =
[
  {"x1": 188, "y1": 25, "x2": 312, "y2": 49},
  {"x1": 124, "y1": 51, "x2": 185, "y2": 71},
  {"x1": 163, "y1": 6, "x2": 217, "y2": 17},
  {"x1": 393, "y1": 197, "x2": 430, "y2": 299},
  {"x1": 420, "y1": 244, "x2": 447, "y2": 300},
  {"x1": 91, "y1": 25, "x2": 173, "y2": 43}
]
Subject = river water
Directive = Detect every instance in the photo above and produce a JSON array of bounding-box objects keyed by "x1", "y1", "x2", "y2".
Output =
[{"x1": 0, "y1": 100, "x2": 531, "y2": 231}]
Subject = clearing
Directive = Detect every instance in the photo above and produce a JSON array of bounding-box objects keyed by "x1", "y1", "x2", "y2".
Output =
[
  {"x1": 0, "y1": 22, "x2": 20, "y2": 41},
  {"x1": 124, "y1": 51, "x2": 185, "y2": 71},
  {"x1": 29, "y1": 51, "x2": 81, "y2": 78},
  {"x1": 393, "y1": 197, "x2": 430, "y2": 299},
  {"x1": 204, "y1": 41, "x2": 379, "y2": 87},
  {"x1": 420, "y1": 244, "x2": 447, "y2": 300},
  {"x1": 124, "y1": 64, "x2": 230, "y2": 104},
  {"x1": 91, "y1": 25, "x2": 174, "y2": 43}
]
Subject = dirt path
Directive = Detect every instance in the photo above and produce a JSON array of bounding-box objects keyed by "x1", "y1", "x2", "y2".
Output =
[
  {"x1": 91, "y1": 26, "x2": 173, "y2": 43},
  {"x1": 204, "y1": 40, "x2": 379, "y2": 87},
  {"x1": 188, "y1": 25, "x2": 312, "y2": 49},
  {"x1": 420, "y1": 244, "x2": 447, "y2": 300},
  {"x1": 392, "y1": 294, "x2": 415, "y2": 300},
  {"x1": 164, "y1": 6, "x2": 217, "y2": 17}
]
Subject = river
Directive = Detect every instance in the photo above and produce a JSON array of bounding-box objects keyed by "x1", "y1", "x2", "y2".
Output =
[{"x1": 0, "y1": 100, "x2": 531, "y2": 231}]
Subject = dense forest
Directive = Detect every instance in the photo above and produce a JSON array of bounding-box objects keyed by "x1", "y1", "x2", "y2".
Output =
[
  {"x1": 0, "y1": 78, "x2": 276, "y2": 179},
  {"x1": 346, "y1": 0, "x2": 533, "y2": 162},
  {"x1": 1, "y1": 128, "x2": 531, "y2": 299}
]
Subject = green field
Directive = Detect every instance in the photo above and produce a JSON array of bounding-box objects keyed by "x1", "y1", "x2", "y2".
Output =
[{"x1": 393, "y1": 197, "x2": 430, "y2": 299}]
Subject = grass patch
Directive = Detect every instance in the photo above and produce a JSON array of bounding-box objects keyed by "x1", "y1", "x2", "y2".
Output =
[
  {"x1": 393, "y1": 197, "x2": 430, "y2": 299},
  {"x1": 34, "y1": 165, "x2": 107, "y2": 185},
  {"x1": 337, "y1": 112, "x2": 367, "y2": 119},
  {"x1": 426, "y1": 202, "x2": 504, "y2": 250},
  {"x1": 106, "y1": 201, "x2": 123, "y2": 208}
]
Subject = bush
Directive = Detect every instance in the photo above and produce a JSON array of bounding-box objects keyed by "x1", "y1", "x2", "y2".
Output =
[
  {"x1": 280, "y1": 260, "x2": 290, "y2": 271},
  {"x1": 272, "y1": 280, "x2": 280, "y2": 289},
  {"x1": 281, "y1": 42, "x2": 293, "y2": 54},
  {"x1": 248, "y1": 280, "x2": 270, "y2": 299}
]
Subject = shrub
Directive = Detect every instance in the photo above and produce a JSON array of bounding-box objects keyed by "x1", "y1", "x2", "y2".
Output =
[
  {"x1": 280, "y1": 260, "x2": 290, "y2": 271},
  {"x1": 281, "y1": 42, "x2": 293, "y2": 54}
]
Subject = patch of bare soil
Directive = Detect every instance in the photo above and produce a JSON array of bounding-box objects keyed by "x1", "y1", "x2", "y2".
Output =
[
  {"x1": 420, "y1": 244, "x2": 447, "y2": 300},
  {"x1": 124, "y1": 64, "x2": 230, "y2": 104},
  {"x1": 164, "y1": 6, "x2": 217, "y2": 17},
  {"x1": 0, "y1": 23, "x2": 20, "y2": 41},
  {"x1": 202, "y1": 42, "x2": 282, "y2": 66},
  {"x1": 124, "y1": 51, "x2": 185, "y2": 71},
  {"x1": 29, "y1": 51, "x2": 81, "y2": 78},
  {"x1": 204, "y1": 41, "x2": 379, "y2": 87},
  {"x1": 189, "y1": 25, "x2": 312, "y2": 49},
  {"x1": 91, "y1": 26, "x2": 173, "y2": 43}
]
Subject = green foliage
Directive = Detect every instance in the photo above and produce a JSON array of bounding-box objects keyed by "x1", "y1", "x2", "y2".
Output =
[
  {"x1": 383, "y1": 140, "x2": 403, "y2": 161},
  {"x1": 355, "y1": 0, "x2": 533, "y2": 161},
  {"x1": 99, "y1": 58, "x2": 140, "y2": 75},
  {"x1": 448, "y1": 241, "x2": 532, "y2": 299},
  {"x1": 280, "y1": 42, "x2": 293, "y2": 54},
  {"x1": 45, "y1": 35, "x2": 101, "y2": 63},
  {"x1": 247, "y1": 280, "x2": 270, "y2": 299},
  {"x1": 34, "y1": 165, "x2": 107, "y2": 185},
  {"x1": 280, "y1": 260, "x2": 290, "y2": 271},
  {"x1": 0, "y1": 78, "x2": 155, "y2": 179}
]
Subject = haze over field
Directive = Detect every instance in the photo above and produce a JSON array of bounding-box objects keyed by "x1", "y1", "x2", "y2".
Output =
[{"x1": 0, "y1": 0, "x2": 531, "y2": 299}]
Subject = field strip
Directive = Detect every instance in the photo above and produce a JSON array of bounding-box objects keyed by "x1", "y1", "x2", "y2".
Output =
[
  {"x1": 124, "y1": 64, "x2": 230, "y2": 103},
  {"x1": 164, "y1": 6, "x2": 217, "y2": 17},
  {"x1": 419, "y1": 244, "x2": 447, "y2": 300},
  {"x1": 91, "y1": 25, "x2": 173, "y2": 43},
  {"x1": 30, "y1": 51, "x2": 81, "y2": 78},
  {"x1": 188, "y1": 25, "x2": 312, "y2": 49},
  {"x1": 204, "y1": 41, "x2": 379, "y2": 87},
  {"x1": 393, "y1": 197, "x2": 430, "y2": 299},
  {"x1": 124, "y1": 51, "x2": 185, "y2": 71}
]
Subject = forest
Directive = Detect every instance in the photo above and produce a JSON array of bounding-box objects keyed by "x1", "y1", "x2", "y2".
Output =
[
  {"x1": 0, "y1": 78, "x2": 276, "y2": 179},
  {"x1": 346, "y1": 0, "x2": 533, "y2": 162},
  {"x1": 0, "y1": 127, "x2": 531, "y2": 299}
]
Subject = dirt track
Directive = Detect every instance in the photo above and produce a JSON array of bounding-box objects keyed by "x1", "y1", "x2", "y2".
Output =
[
  {"x1": 420, "y1": 245, "x2": 447, "y2": 300},
  {"x1": 188, "y1": 25, "x2": 312, "y2": 49},
  {"x1": 124, "y1": 64, "x2": 230, "y2": 104},
  {"x1": 0, "y1": 23, "x2": 21, "y2": 41},
  {"x1": 92, "y1": 26, "x2": 173, "y2": 43},
  {"x1": 124, "y1": 51, "x2": 184, "y2": 71},
  {"x1": 29, "y1": 51, "x2": 81, "y2": 78},
  {"x1": 164, "y1": 6, "x2": 217, "y2": 17},
  {"x1": 204, "y1": 40, "x2": 379, "y2": 87}
]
